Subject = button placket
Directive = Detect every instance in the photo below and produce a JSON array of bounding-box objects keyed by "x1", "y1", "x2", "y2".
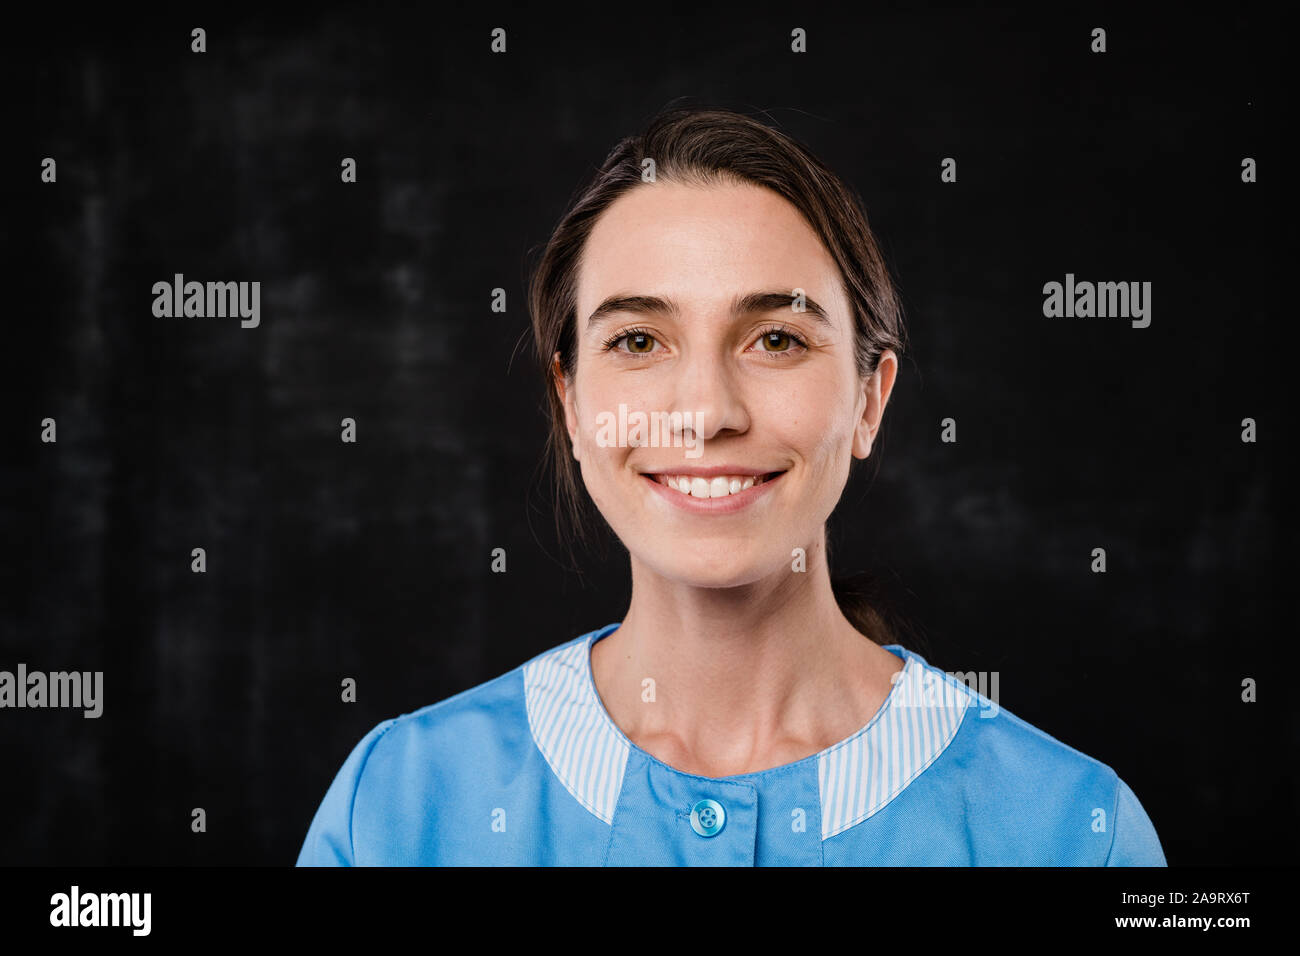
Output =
[{"x1": 603, "y1": 753, "x2": 759, "y2": 865}]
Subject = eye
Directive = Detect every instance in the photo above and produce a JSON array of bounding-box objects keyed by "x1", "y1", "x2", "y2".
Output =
[
  {"x1": 601, "y1": 327, "x2": 660, "y2": 355},
  {"x1": 600, "y1": 325, "x2": 809, "y2": 357},
  {"x1": 751, "y1": 325, "x2": 809, "y2": 356}
]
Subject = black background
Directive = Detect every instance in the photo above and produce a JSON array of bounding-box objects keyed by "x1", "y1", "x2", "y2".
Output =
[{"x1": 3, "y1": 1, "x2": 1290, "y2": 865}]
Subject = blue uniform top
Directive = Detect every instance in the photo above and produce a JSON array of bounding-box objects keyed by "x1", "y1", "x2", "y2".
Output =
[{"x1": 296, "y1": 623, "x2": 1167, "y2": 866}]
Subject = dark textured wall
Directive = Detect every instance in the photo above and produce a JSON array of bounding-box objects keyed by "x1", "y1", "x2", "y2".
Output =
[{"x1": 4, "y1": 4, "x2": 1289, "y2": 865}]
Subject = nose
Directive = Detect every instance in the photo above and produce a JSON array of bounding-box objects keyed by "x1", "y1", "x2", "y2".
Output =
[{"x1": 668, "y1": 345, "x2": 749, "y2": 445}]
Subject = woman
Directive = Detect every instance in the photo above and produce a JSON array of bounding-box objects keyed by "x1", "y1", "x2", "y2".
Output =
[{"x1": 296, "y1": 106, "x2": 1166, "y2": 866}]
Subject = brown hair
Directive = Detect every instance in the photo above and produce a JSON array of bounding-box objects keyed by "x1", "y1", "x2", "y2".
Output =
[{"x1": 527, "y1": 105, "x2": 913, "y2": 647}]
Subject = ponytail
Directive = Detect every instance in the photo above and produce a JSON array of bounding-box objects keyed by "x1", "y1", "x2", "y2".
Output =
[{"x1": 826, "y1": 536, "x2": 928, "y2": 657}]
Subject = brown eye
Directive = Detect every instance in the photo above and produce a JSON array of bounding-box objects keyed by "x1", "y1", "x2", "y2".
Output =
[
  {"x1": 760, "y1": 330, "x2": 792, "y2": 351},
  {"x1": 600, "y1": 327, "x2": 661, "y2": 356},
  {"x1": 749, "y1": 326, "x2": 809, "y2": 358},
  {"x1": 625, "y1": 332, "x2": 655, "y2": 353}
]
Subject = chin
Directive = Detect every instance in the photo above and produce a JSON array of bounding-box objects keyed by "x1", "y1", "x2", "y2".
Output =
[{"x1": 643, "y1": 547, "x2": 781, "y2": 591}]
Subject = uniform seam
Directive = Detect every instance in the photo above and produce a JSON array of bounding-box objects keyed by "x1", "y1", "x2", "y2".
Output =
[
  {"x1": 984, "y1": 702, "x2": 1116, "y2": 776},
  {"x1": 600, "y1": 818, "x2": 616, "y2": 866},
  {"x1": 1102, "y1": 773, "x2": 1122, "y2": 865},
  {"x1": 346, "y1": 718, "x2": 400, "y2": 865},
  {"x1": 601, "y1": 764, "x2": 630, "y2": 866},
  {"x1": 816, "y1": 770, "x2": 826, "y2": 866}
]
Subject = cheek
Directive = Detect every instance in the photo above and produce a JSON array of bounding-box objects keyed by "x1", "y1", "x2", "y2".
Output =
[
  {"x1": 574, "y1": 447, "x2": 620, "y2": 525},
  {"x1": 763, "y1": 378, "x2": 855, "y2": 466},
  {"x1": 575, "y1": 372, "x2": 661, "y2": 455},
  {"x1": 573, "y1": 388, "x2": 629, "y2": 501}
]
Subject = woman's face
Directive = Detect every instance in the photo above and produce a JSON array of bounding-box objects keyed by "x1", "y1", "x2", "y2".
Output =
[{"x1": 559, "y1": 178, "x2": 892, "y2": 590}]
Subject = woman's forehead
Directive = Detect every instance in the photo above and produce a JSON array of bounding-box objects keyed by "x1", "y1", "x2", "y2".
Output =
[{"x1": 577, "y1": 180, "x2": 844, "y2": 319}]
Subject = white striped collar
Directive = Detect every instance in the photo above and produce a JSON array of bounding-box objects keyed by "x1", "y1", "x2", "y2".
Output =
[{"x1": 522, "y1": 623, "x2": 974, "y2": 839}]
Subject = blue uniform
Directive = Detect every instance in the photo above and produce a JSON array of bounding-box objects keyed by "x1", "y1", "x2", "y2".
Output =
[{"x1": 296, "y1": 622, "x2": 1167, "y2": 866}]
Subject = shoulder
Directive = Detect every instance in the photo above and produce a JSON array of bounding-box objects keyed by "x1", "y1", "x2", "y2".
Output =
[
  {"x1": 295, "y1": 629, "x2": 597, "y2": 866},
  {"x1": 356, "y1": 630, "x2": 593, "y2": 777},
  {"x1": 889, "y1": 647, "x2": 1111, "y2": 772},
  {"x1": 891, "y1": 647, "x2": 1167, "y2": 865},
  {"x1": 895, "y1": 646, "x2": 1121, "y2": 783}
]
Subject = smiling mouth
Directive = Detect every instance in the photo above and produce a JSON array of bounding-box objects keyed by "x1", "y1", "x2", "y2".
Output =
[{"x1": 643, "y1": 471, "x2": 786, "y2": 499}]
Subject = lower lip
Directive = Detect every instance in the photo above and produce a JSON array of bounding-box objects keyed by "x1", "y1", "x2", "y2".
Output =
[{"x1": 641, "y1": 472, "x2": 784, "y2": 514}]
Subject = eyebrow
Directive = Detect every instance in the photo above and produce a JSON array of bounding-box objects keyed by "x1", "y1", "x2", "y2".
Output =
[{"x1": 585, "y1": 290, "x2": 832, "y2": 332}]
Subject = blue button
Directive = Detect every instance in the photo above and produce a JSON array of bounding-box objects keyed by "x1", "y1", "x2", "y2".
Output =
[{"x1": 690, "y1": 799, "x2": 726, "y2": 837}]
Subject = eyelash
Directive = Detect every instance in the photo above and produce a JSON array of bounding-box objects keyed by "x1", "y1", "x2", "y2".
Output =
[{"x1": 600, "y1": 325, "x2": 810, "y2": 357}]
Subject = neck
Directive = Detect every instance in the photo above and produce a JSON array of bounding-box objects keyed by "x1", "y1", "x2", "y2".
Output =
[{"x1": 590, "y1": 540, "x2": 904, "y2": 778}]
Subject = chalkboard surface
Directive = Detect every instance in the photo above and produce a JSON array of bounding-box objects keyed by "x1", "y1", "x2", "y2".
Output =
[{"x1": 3, "y1": 5, "x2": 1287, "y2": 865}]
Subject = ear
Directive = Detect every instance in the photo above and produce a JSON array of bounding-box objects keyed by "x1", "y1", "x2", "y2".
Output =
[
  {"x1": 851, "y1": 349, "x2": 898, "y2": 459},
  {"x1": 553, "y1": 352, "x2": 580, "y2": 462}
]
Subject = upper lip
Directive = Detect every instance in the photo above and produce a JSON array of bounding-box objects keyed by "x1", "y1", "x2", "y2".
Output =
[{"x1": 638, "y1": 465, "x2": 784, "y2": 477}]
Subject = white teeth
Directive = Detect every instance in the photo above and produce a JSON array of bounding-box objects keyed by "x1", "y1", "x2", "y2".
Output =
[{"x1": 654, "y1": 473, "x2": 773, "y2": 498}]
